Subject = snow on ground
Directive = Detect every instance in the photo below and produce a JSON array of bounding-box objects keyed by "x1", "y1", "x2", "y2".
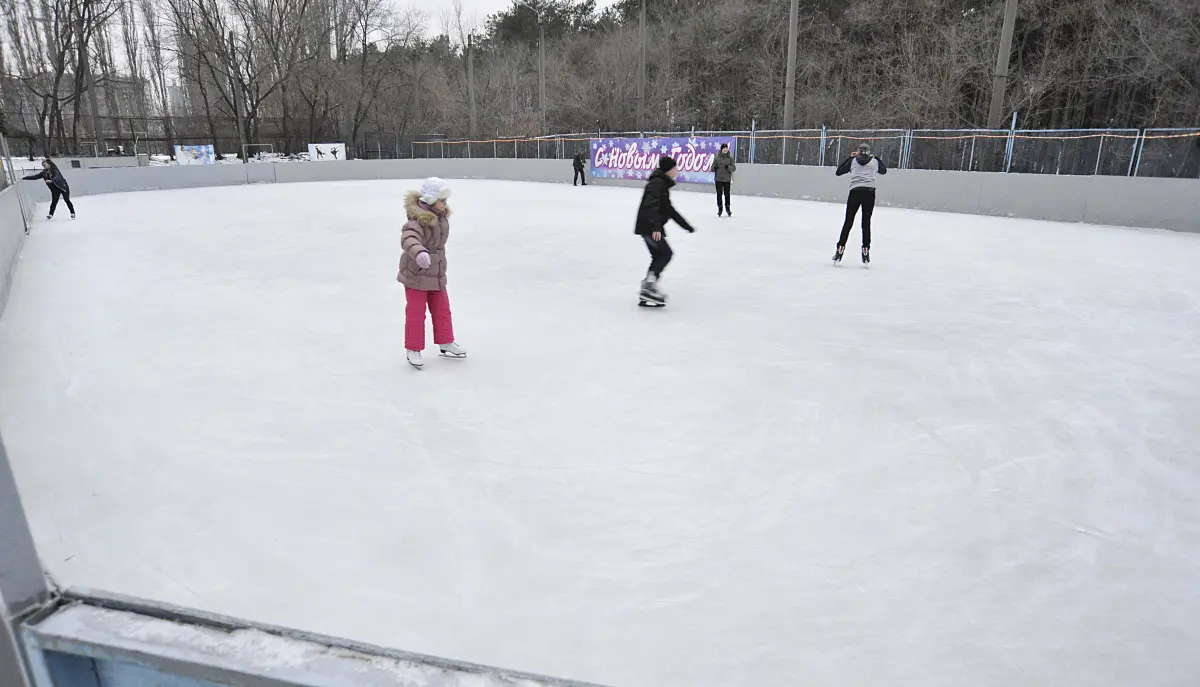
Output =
[{"x1": 1, "y1": 179, "x2": 1198, "y2": 687}]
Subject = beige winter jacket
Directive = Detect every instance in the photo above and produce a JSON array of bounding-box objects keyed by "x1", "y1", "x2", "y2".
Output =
[{"x1": 397, "y1": 191, "x2": 451, "y2": 291}]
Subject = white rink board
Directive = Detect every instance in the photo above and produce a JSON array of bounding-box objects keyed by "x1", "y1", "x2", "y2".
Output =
[{"x1": 2, "y1": 180, "x2": 1199, "y2": 687}]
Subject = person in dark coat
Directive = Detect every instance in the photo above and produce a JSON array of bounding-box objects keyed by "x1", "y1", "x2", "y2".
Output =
[
  {"x1": 634, "y1": 156, "x2": 695, "y2": 304},
  {"x1": 23, "y1": 158, "x2": 75, "y2": 219},
  {"x1": 572, "y1": 150, "x2": 587, "y2": 186},
  {"x1": 709, "y1": 143, "x2": 736, "y2": 216}
]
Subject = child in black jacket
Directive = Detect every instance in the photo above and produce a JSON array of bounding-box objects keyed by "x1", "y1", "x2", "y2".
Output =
[{"x1": 634, "y1": 156, "x2": 695, "y2": 305}]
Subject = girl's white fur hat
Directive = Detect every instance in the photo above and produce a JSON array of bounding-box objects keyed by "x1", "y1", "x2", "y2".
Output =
[{"x1": 419, "y1": 177, "x2": 451, "y2": 205}]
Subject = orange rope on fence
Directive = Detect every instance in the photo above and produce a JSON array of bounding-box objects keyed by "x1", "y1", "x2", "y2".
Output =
[
  {"x1": 412, "y1": 137, "x2": 570, "y2": 145},
  {"x1": 735, "y1": 134, "x2": 906, "y2": 141},
  {"x1": 1141, "y1": 131, "x2": 1200, "y2": 139},
  {"x1": 409, "y1": 130, "x2": 1198, "y2": 146}
]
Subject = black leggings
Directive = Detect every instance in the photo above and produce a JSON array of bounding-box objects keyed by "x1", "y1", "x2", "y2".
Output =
[
  {"x1": 643, "y1": 235, "x2": 673, "y2": 278},
  {"x1": 50, "y1": 186, "x2": 75, "y2": 216},
  {"x1": 573, "y1": 169, "x2": 586, "y2": 185},
  {"x1": 715, "y1": 181, "x2": 731, "y2": 212},
  {"x1": 837, "y1": 187, "x2": 875, "y2": 249}
]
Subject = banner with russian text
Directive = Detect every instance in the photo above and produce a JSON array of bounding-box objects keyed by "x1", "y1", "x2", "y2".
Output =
[{"x1": 590, "y1": 136, "x2": 735, "y2": 184}]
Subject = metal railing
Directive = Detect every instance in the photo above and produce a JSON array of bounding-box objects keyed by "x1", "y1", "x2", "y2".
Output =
[
  {"x1": 1, "y1": 134, "x2": 36, "y2": 233},
  {"x1": 365, "y1": 127, "x2": 1200, "y2": 178}
]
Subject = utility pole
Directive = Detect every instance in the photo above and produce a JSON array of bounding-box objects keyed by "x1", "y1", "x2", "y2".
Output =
[
  {"x1": 781, "y1": 0, "x2": 798, "y2": 164},
  {"x1": 228, "y1": 31, "x2": 247, "y2": 163},
  {"x1": 636, "y1": 0, "x2": 646, "y2": 135},
  {"x1": 412, "y1": 53, "x2": 421, "y2": 126},
  {"x1": 76, "y1": 16, "x2": 104, "y2": 156},
  {"x1": 539, "y1": 20, "x2": 546, "y2": 136},
  {"x1": 467, "y1": 34, "x2": 478, "y2": 138},
  {"x1": 516, "y1": 2, "x2": 548, "y2": 135},
  {"x1": 987, "y1": 0, "x2": 1020, "y2": 128}
]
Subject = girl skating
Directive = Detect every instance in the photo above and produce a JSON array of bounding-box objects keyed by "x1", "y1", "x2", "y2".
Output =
[
  {"x1": 23, "y1": 158, "x2": 75, "y2": 219},
  {"x1": 634, "y1": 157, "x2": 695, "y2": 307},
  {"x1": 397, "y1": 178, "x2": 466, "y2": 369},
  {"x1": 832, "y1": 143, "x2": 887, "y2": 265}
]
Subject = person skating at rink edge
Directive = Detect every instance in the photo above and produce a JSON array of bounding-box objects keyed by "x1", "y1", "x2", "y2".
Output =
[
  {"x1": 397, "y1": 177, "x2": 467, "y2": 369},
  {"x1": 709, "y1": 142, "x2": 736, "y2": 216},
  {"x1": 635, "y1": 156, "x2": 695, "y2": 306},
  {"x1": 23, "y1": 158, "x2": 75, "y2": 219},
  {"x1": 572, "y1": 149, "x2": 588, "y2": 186},
  {"x1": 832, "y1": 142, "x2": 887, "y2": 265}
]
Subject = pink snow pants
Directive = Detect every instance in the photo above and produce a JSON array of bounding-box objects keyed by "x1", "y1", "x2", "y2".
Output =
[{"x1": 405, "y1": 287, "x2": 454, "y2": 351}]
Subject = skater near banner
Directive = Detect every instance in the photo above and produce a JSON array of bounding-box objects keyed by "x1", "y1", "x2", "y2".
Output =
[
  {"x1": 832, "y1": 143, "x2": 887, "y2": 265},
  {"x1": 572, "y1": 150, "x2": 588, "y2": 186},
  {"x1": 397, "y1": 178, "x2": 467, "y2": 369},
  {"x1": 710, "y1": 143, "x2": 736, "y2": 216},
  {"x1": 634, "y1": 157, "x2": 695, "y2": 307}
]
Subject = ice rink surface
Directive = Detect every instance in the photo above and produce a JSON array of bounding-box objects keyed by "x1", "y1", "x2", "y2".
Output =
[{"x1": 2, "y1": 179, "x2": 1199, "y2": 687}]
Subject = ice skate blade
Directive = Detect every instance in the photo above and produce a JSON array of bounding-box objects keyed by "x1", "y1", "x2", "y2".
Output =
[
  {"x1": 407, "y1": 362, "x2": 424, "y2": 370},
  {"x1": 638, "y1": 300, "x2": 666, "y2": 308},
  {"x1": 439, "y1": 351, "x2": 467, "y2": 359}
]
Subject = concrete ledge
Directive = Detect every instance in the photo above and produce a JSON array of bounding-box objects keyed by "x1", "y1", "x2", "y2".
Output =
[
  {"x1": 20, "y1": 589, "x2": 609, "y2": 687},
  {"x1": 16, "y1": 159, "x2": 1198, "y2": 233},
  {"x1": 1084, "y1": 176, "x2": 1200, "y2": 233},
  {"x1": 977, "y1": 172, "x2": 1092, "y2": 222}
]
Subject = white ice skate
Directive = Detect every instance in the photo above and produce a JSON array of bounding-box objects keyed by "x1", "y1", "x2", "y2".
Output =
[
  {"x1": 439, "y1": 342, "x2": 467, "y2": 359},
  {"x1": 406, "y1": 349, "x2": 424, "y2": 369}
]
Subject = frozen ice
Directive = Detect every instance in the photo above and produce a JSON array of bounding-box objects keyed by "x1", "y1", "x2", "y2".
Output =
[{"x1": 2, "y1": 179, "x2": 1199, "y2": 687}]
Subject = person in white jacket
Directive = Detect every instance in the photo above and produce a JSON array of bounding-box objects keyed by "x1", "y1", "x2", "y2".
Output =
[{"x1": 832, "y1": 143, "x2": 887, "y2": 264}]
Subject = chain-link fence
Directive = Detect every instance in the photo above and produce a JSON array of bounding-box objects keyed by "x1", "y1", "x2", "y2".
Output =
[{"x1": 369, "y1": 127, "x2": 1199, "y2": 178}]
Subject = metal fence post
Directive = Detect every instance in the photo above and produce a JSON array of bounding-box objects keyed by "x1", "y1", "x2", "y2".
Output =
[
  {"x1": 1094, "y1": 135, "x2": 1105, "y2": 175},
  {"x1": 1004, "y1": 113, "x2": 1018, "y2": 173},
  {"x1": 0, "y1": 135, "x2": 33, "y2": 233},
  {"x1": 467, "y1": 141, "x2": 471, "y2": 159},
  {"x1": 819, "y1": 126, "x2": 826, "y2": 166},
  {"x1": 749, "y1": 119, "x2": 756, "y2": 164},
  {"x1": 1133, "y1": 131, "x2": 1147, "y2": 177},
  {"x1": 494, "y1": 141, "x2": 498, "y2": 158},
  {"x1": 1125, "y1": 132, "x2": 1139, "y2": 176},
  {"x1": 968, "y1": 136, "x2": 976, "y2": 171}
]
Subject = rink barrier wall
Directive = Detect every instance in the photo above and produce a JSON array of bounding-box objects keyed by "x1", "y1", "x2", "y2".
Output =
[
  {"x1": 0, "y1": 186, "x2": 28, "y2": 316},
  {"x1": 18, "y1": 159, "x2": 1199, "y2": 233}
]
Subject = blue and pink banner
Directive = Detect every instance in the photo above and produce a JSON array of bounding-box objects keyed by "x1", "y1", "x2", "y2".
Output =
[{"x1": 590, "y1": 136, "x2": 735, "y2": 184}]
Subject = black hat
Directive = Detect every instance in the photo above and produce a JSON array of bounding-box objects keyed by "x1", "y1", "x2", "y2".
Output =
[{"x1": 658, "y1": 156, "x2": 677, "y2": 172}]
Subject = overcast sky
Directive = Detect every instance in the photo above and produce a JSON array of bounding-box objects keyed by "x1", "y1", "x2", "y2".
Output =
[{"x1": 402, "y1": 0, "x2": 621, "y2": 35}]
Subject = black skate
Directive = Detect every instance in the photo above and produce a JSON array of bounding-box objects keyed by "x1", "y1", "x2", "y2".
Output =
[
  {"x1": 832, "y1": 246, "x2": 844, "y2": 265},
  {"x1": 861, "y1": 247, "x2": 870, "y2": 266},
  {"x1": 639, "y1": 277, "x2": 667, "y2": 307},
  {"x1": 726, "y1": 209, "x2": 732, "y2": 217}
]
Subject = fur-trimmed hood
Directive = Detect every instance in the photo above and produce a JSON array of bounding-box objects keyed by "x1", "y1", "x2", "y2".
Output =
[{"x1": 405, "y1": 191, "x2": 451, "y2": 227}]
